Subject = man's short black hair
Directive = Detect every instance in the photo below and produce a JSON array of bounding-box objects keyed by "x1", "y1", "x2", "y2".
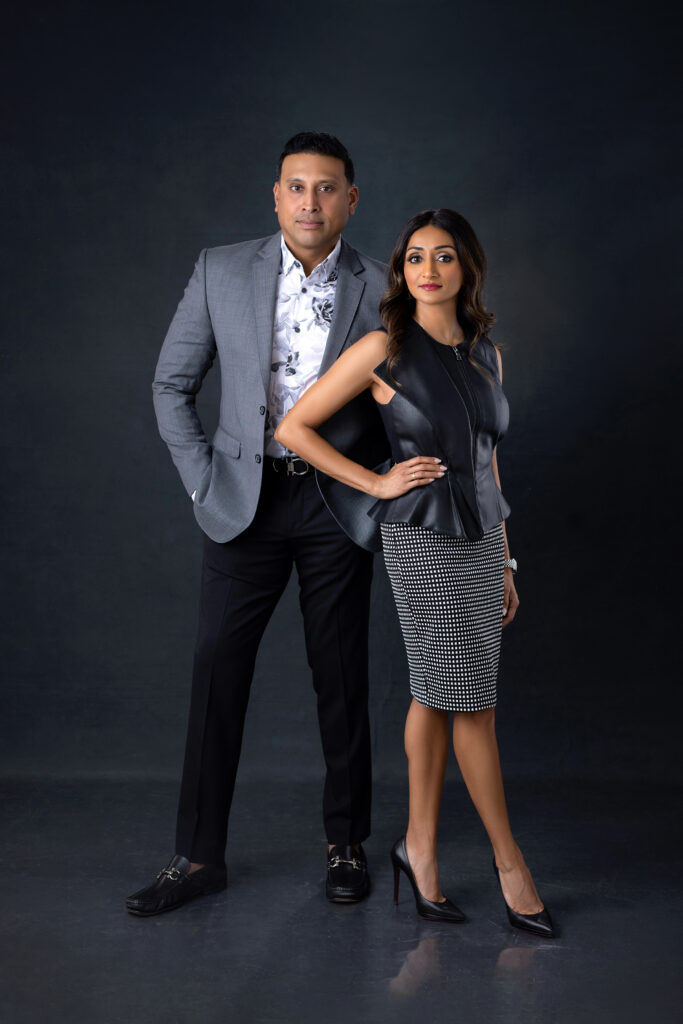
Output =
[{"x1": 276, "y1": 131, "x2": 355, "y2": 184}]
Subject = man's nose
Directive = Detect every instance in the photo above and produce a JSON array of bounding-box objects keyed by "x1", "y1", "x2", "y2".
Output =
[{"x1": 301, "y1": 190, "x2": 320, "y2": 211}]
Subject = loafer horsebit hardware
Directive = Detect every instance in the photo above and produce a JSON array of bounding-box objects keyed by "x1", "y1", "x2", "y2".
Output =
[
  {"x1": 329, "y1": 855, "x2": 365, "y2": 871},
  {"x1": 157, "y1": 866, "x2": 183, "y2": 882}
]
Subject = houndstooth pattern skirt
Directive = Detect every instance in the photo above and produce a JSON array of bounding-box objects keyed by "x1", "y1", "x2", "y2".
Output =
[{"x1": 380, "y1": 522, "x2": 506, "y2": 712}]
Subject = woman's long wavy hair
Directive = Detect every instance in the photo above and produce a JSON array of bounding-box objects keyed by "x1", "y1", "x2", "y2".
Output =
[{"x1": 379, "y1": 208, "x2": 497, "y2": 385}]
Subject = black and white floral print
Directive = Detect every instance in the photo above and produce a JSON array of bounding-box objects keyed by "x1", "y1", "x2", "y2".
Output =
[
  {"x1": 311, "y1": 296, "x2": 334, "y2": 328},
  {"x1": 265, "y1": 235, "x2": 341, "y2": 456}
]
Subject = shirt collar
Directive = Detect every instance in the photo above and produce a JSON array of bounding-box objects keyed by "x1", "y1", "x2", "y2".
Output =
[{"x1": 280, "y1": 234, "x2": 342, "y2": 283}]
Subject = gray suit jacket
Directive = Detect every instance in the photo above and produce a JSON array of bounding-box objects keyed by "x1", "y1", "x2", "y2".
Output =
[{"x1": 153, "y1": 231, "x2": 391, "y2": 551}]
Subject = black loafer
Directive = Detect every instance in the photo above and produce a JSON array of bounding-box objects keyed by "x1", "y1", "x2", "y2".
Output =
[
  {"x1": 126, "y1": 855, "x2": 227, "y2": 917},
  {"x1": 326, "y1": 844, "x2": 370, "y2": 902}
]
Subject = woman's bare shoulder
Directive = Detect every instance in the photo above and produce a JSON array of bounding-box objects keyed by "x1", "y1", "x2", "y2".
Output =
[{"x1": 346, "y1": 329, "x2": 388, "y2": 364}]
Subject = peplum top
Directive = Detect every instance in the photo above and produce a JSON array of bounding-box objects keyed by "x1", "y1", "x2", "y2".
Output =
[{"x1": 367, "y1": 320, "x2": 511, "y2": 541}]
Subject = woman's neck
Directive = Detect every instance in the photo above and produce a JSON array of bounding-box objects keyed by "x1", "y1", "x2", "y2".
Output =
[{"x1": 413, "y1": 301, "x2": 464, "y2": 347}]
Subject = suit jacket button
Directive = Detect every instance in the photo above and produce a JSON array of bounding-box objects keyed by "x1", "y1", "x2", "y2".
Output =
[
  {"x1": 259, "y1": 405, "x2": 265, "y2": 415},
  {"x1": 255, "y1": 454, "x2": 262, "y2": 463}
]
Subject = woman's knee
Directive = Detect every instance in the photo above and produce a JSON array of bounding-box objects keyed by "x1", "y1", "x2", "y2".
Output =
[
  {"x1": 404, "y1": 700, "x2": 448, "y2": 751},
  {"x1": 406, "y1": 698, "x2": 449, "y2": 725},
  {"x1": 452, "y1": 707, "x2": 496, "y2": 734}
]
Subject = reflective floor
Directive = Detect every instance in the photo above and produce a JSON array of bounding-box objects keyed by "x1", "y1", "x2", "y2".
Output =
[{"x1": 2, "y1": 776, "x2": 680, "y2": 1023}]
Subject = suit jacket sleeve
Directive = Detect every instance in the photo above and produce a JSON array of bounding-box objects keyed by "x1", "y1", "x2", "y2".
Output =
[{"x1": 152, "y1": 249, "x2": 217, "y2": 497}]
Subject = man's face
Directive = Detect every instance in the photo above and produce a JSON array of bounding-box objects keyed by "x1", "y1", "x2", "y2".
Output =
[{"x1": 273, "y1": 153, "x2": 359, "y2": 256}]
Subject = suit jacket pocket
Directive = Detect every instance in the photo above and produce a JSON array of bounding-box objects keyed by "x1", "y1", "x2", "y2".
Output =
[{"x1": 212, "y1": 425, "x2": 241, "y2": 458}]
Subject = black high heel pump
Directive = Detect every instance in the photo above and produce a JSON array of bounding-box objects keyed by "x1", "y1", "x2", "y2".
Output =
[
  {"x1": 492, "y1": 857, "x2": 555, "y2": 938},
  {"x1": 390, "y1": 837, "x2": 466, "y2": 923}
]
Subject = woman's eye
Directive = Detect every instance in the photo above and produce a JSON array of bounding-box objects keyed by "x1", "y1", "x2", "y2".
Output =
[
  {"x1": 437, "y1": 254, "x2": 453, "y2": 262},
  {"x1": 407, "y1": 255, "x2": 422, "y2": 263}
]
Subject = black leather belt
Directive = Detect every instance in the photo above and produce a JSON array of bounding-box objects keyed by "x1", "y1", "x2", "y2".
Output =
[{"x1": 266, "y1": 455, "x2": 312, "y2": 476}]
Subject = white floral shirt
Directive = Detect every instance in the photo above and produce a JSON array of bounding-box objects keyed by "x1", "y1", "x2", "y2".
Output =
[{"x1": 264, "y1": 234, "x2": 342, "y2": 457}]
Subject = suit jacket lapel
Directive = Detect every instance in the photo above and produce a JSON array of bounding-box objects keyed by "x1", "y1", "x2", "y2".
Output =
[
  {"x1": 252, "y1": 232, "x2": 282, "y2": 393},
  {"x1": 318, "y1": 239, "x2": 365, "y2": 376}
]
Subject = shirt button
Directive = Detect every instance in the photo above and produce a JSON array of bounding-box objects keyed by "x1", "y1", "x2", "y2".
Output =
[
  {"x1": 294, "y1": 261, "x2": 300, "y2": 268},
  {"x1": 293, "y1": 326, "x2": 300, "y2": 333},
  {"x1": 301, "y1": 287, "x2": 307, "y2": 293},
  {"x1": 255, "y1": 454, "x2": 262, "y2": 463},
  {"x1": 259, "y1": 405, "x2": 265, "y2": 415}
]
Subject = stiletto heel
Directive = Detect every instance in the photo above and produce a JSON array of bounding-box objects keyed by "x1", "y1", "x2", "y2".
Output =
[
  {"x1": 393, "y1": 862, "x2": 401, "y2": 904},
  {"x1": 390, "y1": 837, "x2": 466, "y2": 923},
  {"x1": 492, "y1": 857, "x2": 555, "y2": 938}
]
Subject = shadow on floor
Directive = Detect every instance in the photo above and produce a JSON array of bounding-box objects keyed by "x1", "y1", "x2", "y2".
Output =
[{"x1": 1, "y1": 776, "x2": 681, "y2": 1024}]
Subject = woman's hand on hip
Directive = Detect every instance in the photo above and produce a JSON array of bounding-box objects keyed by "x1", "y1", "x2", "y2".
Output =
[
  {"x1": 371, "y1": 456, "x2": 445, "y2": 499},
  {"x1": 502, "y1": 568, "x2": 519, "y2": 627}
]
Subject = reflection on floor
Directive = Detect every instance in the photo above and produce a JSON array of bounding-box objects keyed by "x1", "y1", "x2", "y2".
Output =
[{"x1": 1, "y1": 776, "x2": 680, "y2": 1024}]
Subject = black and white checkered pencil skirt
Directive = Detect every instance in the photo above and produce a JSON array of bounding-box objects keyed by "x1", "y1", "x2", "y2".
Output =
[{"x1": 380, "y1": 522, "x2": 506, "y2": 712}]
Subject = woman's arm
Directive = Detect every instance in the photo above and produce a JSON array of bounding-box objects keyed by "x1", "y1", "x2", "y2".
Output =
[
  {"x1": 275, "y1": 331, "x2": 444, "y2": 500},
  {"x1": 493, "y1": 347, "x2": 519, "y2": 626},
  {"x1": 491, "y1": 449, "x2": 510, "y2": 560}
]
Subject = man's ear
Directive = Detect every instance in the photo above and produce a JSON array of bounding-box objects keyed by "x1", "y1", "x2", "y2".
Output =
[
  {"x1": 273, "y1": 181, "x2": 280, "y2": 211},
  {"x1": 348, "y1": 184, "x2": 359, "y2": 215}
]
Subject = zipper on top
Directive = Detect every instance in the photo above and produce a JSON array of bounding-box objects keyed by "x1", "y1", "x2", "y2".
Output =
[{"x1": 452, "y1": 346, "x2": 480, "y2": 472}]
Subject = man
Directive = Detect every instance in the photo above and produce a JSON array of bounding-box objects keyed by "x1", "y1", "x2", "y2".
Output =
[{"x1": 126, "y1": 132, "x2": 389, "y2": 916}]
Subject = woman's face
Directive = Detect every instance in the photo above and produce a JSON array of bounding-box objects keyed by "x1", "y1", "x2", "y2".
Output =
[{"x1": 403, "y1": 224, "x2": 463, "y2": 306}]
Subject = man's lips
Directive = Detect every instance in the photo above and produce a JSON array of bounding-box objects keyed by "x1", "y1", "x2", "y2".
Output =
[
  {"x1": 297, "y1": 220, "x2": 323, "y2": 227},
  {"x1": 419, "y1": 283, "x2": 442, "y2": 290}
]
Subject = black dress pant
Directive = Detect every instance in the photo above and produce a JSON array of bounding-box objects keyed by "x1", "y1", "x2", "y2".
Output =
[{"x1": 175, "y1": 465, "x2": 374, "y2": 865}]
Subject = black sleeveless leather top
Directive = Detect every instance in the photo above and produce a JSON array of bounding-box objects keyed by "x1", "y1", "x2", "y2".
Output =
[{"x1": 368, "y1": 320, "x2": 511, "y2": 540}]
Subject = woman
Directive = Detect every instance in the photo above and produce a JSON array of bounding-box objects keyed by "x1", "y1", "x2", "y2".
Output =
[{"x1": 275, "y1": 209, "x2": 554, "y2": 937}]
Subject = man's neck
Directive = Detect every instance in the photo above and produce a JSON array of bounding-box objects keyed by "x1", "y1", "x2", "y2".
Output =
[{"x1": 283, "y1": 235, "x2": 341, "y2": 277}]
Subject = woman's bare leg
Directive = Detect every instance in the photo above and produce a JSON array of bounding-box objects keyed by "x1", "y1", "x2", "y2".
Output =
[
  {"x1": 451, "y1": 708, "x2": 543, "y2": 914},
  {"x1": 404, "y1": 698, "x2": 449, "y2": 902}
]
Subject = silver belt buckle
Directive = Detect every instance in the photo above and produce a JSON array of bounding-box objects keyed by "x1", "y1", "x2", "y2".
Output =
[{"x1": 287, "y1": 458, "x2": 309, "y2": 476}]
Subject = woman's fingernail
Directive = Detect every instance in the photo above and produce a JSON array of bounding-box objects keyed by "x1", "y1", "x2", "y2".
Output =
[{"x1": 434, "y1": 458, "x2": 441, "y2": 463}]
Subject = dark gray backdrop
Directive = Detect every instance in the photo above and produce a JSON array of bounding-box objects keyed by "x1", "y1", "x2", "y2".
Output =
[{"x1": 2, "y1": 0, "x2": 681, "y2": 792}]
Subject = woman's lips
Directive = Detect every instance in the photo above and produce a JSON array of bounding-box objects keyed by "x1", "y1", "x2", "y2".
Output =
[{"x1": 419, "y1": 283, "x2": 442, "y2": 290}]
